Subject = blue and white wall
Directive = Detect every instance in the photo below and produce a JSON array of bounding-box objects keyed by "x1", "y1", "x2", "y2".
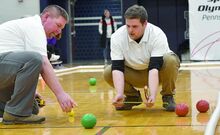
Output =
[
  {"x1": 73, "y1": 0, "x2": 188, "y2": 61},
  {"x1": 73, "y1": 0, "x2": 122, "y2": 60},
  {"x1": 0, "y1": 0, "x2": 188, "y2": 62}
]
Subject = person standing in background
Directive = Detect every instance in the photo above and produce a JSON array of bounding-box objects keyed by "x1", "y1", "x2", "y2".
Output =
[{"x1": 99, "y1": 9, "x2": 117, "y2": 65}]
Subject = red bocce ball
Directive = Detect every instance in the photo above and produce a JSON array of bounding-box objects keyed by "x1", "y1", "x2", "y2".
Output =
[{"x1": 175, "y1": 103, "x2": 189, "y2": 117}]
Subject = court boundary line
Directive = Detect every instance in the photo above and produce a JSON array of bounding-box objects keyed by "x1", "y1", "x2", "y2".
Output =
[
  {"x1": 96, "y1": 126, "x2": 111, "y2": 135},
  {"x1": 0, "y1": 124, "x2": 213, "y2": 129},
  {"x1": 51, "y1": 62, "x2": 220, "y2": 76}
]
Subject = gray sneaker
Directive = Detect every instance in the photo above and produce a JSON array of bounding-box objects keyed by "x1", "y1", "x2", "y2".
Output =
[
  {"x1": 3, "y1": 112, "x2": 45, "y2": 124},
  {"x1": 162, "y1": 95, "x2": 176, "y2": 111},
  {"x1": 0, "y1": 99, "x2": 40, "y2": 118},
  {"x1": 116, "y1": 91, "x2": 142, "y2": 110}
]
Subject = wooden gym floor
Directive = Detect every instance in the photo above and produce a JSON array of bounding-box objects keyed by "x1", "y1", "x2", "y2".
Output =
[{"x1": 1, "y1": 62, "x2": 220, "y2": 135}]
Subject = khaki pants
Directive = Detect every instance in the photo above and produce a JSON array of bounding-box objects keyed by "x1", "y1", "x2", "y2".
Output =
[{"x1": 103, "y1": 53, "x2": 180, "y2": 96}]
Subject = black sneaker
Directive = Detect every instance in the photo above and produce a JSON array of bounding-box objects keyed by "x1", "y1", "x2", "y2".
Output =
[
  {"x1": 162, "y1": 95, "x2": 176, "y2": 111},
  {"x1": 116, "y1": 91, "x2": 142, "y2": 110},
  {"x1": 33, "y1": 99, "x2": 40, "y2": 115}
]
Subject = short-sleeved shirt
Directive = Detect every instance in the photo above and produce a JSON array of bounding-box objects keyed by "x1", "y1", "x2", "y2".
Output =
[
  {"x1": 111, "y1": 23, "x2": 172, "y2": 70},
  {"x1": 0, "y1": 15, "x2": 47, "y2": 56}
]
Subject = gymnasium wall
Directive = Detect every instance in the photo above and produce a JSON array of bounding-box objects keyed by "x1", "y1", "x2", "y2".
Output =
[
  {"x1": 0, "y1": 0, "x2": 189, "y2": 63},
  {"x1": 138, "y1": 0, "x2": 189, "y2": 60},
  {"x1": 0, "y1": 0, "x2": 40, "y2": 24},
  {"x1": 40, "y1": 0, "x2": 72, "y2": 63},
  {"x1": 73, "y1": 0, "x2": 122, "y2": 60},
  {"x1": 73, "y1": 0, "x2": 188, "y2": 61}
]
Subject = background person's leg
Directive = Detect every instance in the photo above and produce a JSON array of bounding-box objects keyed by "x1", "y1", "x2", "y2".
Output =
[
  {"x1": 106, "y1": 38, "x2": 111, "y2": 63},
  {"x1": 103, "y1": 47, "x2": 108, "y2": 65},
  {"x1": 0, "y1": 101, "x2": 5, "y2": 117}
]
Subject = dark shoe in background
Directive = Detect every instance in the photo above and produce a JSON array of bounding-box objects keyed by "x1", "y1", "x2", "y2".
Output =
[
  {"x1": 0, "y1": 109, "x2": 3, "y2": 117},
  {"x1": 116, "y1": 91, "x2": 142, "y2": 110},
  {"x1": 33, "y1": 99, "x2": 40, "y2": 115}
]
